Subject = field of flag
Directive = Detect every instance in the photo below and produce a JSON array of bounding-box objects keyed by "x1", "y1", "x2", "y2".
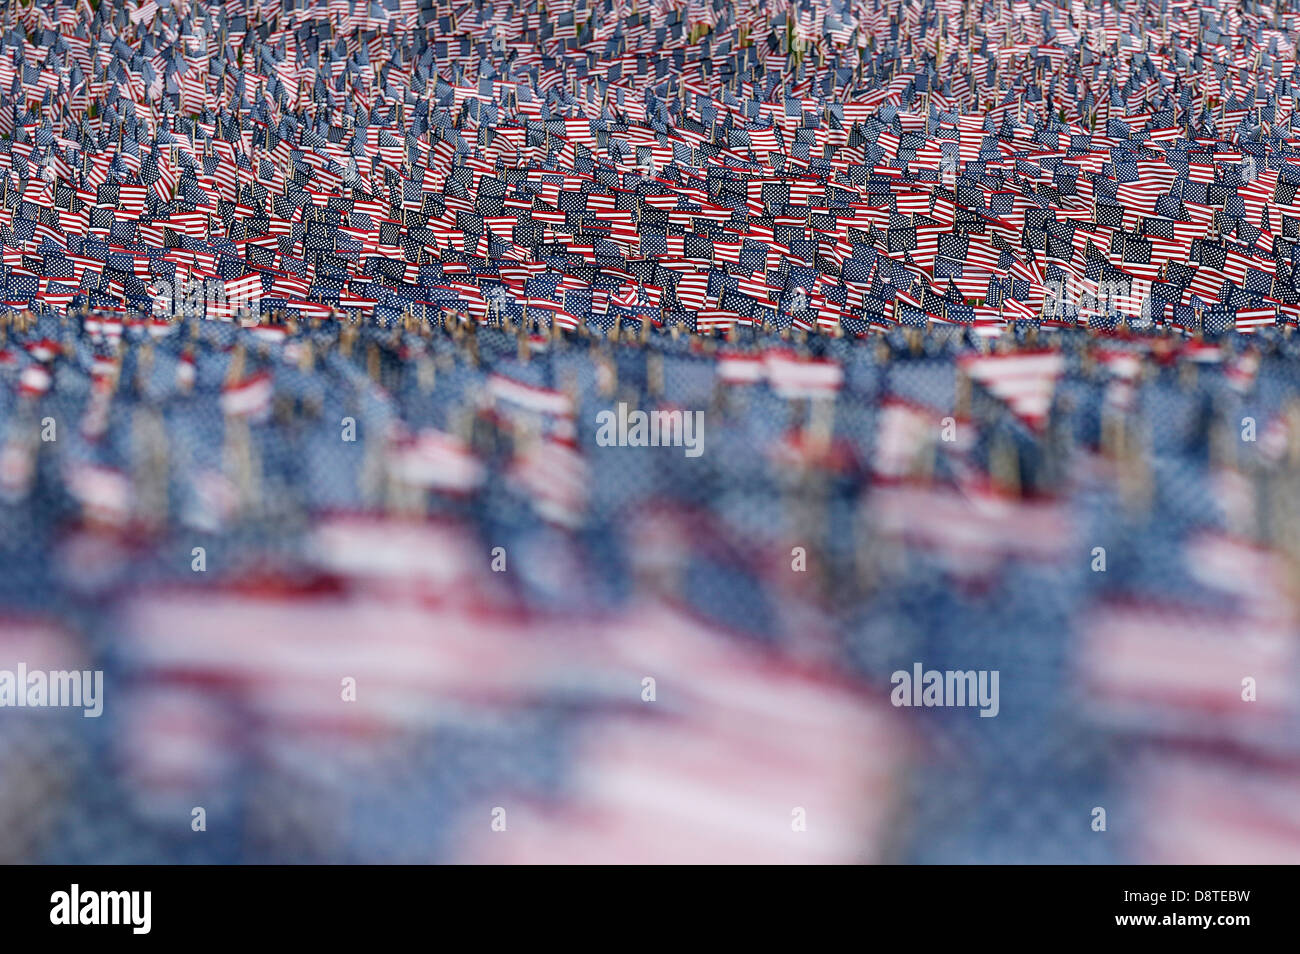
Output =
[{"x1": 1, "y1": 0, "x2": 1300, "y2": 863}]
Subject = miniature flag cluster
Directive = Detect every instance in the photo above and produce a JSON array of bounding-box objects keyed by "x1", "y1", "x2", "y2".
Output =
[{"x1": 1, "y1": 0, "x2": 1299, "y2": 862}]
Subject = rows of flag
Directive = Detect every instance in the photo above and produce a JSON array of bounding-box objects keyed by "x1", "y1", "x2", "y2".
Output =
[
  {"x1": 7, "y1": 0, "x2": 1300, "y2": 339},
  {"x1": 2, "y1": 0, "x2": 1300, "y2": 862}
]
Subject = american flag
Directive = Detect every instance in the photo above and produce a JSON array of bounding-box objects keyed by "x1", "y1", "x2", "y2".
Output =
[{"x1": 0, "y1": 0, "x2": 1299, "y2": 869}]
